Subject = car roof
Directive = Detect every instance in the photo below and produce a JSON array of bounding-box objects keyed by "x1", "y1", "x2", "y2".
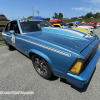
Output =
[
  {"x1": 8, "y1": 18, "x2": 44, "y2": 22},
  {"x1": 6, "y1": 18, "x2": 45, "y2": 25}
]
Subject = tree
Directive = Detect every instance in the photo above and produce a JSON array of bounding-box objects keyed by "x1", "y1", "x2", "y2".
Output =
[
  {"x1": 52, "y1": 12, "x2": 59, "y2": 19},
  {"x1": 71, "y1": 17, "x2": 78, "y2": 20},
  {"x1": 47, "y1": 18, "x2": 50, "y2": 21},
  {"x1": 52, "y1": 12, "x2": 63, "y2": 19},
  {"x1": 58, "y1": 13, "x2": 63, "y2": 19},
  {"x1": 93, "y1": 12, "x2": 100, "y2": 18},
  {"x1": 79, "y1": 15, "x2": 85, "y2": 19},
  {"x1": 84, "y1": 12, "x2": 93, "y2": 19},
  {"x1": 54, "y1": 12, "x2": 58, "y2": 18},
  {"x1": 52, "y1": 16, "x2": 55, "y2": 19},
  {"x1": 28, "y1": 16, "x2": 33, "y2": 19}
]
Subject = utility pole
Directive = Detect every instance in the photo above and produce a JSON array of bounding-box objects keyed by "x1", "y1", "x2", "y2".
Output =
[
  {"x1": 36, "y1": 11, "x2": 40, "y2": 16},
  {"x1": 32, "y1": 6, "x2": 34, "y2": 17}
]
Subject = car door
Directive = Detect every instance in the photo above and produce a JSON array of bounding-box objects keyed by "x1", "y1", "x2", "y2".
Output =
[
  {"x1": 9, "y1": 21, "x2": 25, "y2": 53},
  {"x1": 4, "y1": 23, "x2": 12, "y2": 44}
]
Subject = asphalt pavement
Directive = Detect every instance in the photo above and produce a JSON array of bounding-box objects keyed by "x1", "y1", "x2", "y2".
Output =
[{"x1": 0, "y1": 28, "x2": 100, "y2": 100}]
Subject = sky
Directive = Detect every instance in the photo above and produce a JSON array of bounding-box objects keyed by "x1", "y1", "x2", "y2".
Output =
[{"x1": 0, "y1": 0, "x2": 100, "y2": 20}]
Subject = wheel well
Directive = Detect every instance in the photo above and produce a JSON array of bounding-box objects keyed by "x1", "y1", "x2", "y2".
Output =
[
  {"x1": 29, "y1": 52, "x2": 48, "y2": 62},
  {"x1": 29, "y1": 52, "x2": 50, "y2": 66},
  {"x1": 29, "y1": 52, "x2": 36, "y2": 59},
  {"x1": 29, "y1": 52, "x2": 53, "y2": 74}
]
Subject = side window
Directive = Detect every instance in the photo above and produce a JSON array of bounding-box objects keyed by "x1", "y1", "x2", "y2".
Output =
[
  {"x1": 5, "y1": 23, "x2": 10, "y2": 32},
  {"x1": 9, "y1": 21, "x2": 20, "y2": 34}
]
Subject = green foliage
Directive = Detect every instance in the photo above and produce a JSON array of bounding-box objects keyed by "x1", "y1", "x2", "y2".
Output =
[
  {"x1": 62, "y1": 18, "x2": 100, "y2": 23},
  {"x1": 0, "y1": 36, "x2": 2, "y2": 38},
  {"x1": 93, "y1": 12, "x2": 100, "y2": 18},
  {"x1": 59, "y1": 13, "x2": 63, "y2": 19},
  {"x1": 52, "y1": 12, "x2": 58, "y2": 19},
  {"x1": 47, "y1": 18, "x2": 50, "y2": 21},
  {"x1": 84, "y1": 12, "x2": 93, "y2": 19},
  {"x1": 79, "y1": 15, "x2": 85, "y2": 19},
  {"x1": 28, "y1": 16, "x2": 33, "y2": 19},
  {"x1": 78, "y1": 12, "x2": 100, "y2": 19},
  {"x1": 52, "y1": 12, "x2": 63, "y2": 19},
  {"x1": 62, "y1": 12, "x2": 100, "y2": 22},
  {"x1": 0, "y1": 40, "x2": 5, "y2": 47},
  {"x1": 71, "y1": 17, "x2": 78, "y2": 20}
]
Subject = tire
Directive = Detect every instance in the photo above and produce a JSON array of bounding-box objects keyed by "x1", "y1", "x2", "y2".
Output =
[
  {"x1": 31, "y1": 55, "x2": 53, "y2": 79},
  {"x1": 5, "y1": 41, "x2": 15, "y2": 50}
]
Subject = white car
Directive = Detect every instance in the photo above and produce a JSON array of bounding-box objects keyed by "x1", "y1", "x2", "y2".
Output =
[
  {"x1": 76, "y1": 26, "x2": 94, "y2": 33},
  {"x1": 97, "y1": 22, "x2": 100, "y2": 27},
  {"x1": 72, "y1": 23, "x2": 94, "y2": 33}
]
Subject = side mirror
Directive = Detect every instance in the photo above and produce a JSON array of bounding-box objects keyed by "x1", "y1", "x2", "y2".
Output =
[
  {"x1": 9, "y1": 30, "x2": 15, "y2": 34},
  {"x1": 9, "y1": 30, "x2": 17, "y2": 36}
]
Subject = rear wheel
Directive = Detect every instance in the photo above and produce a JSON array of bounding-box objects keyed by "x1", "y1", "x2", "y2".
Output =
[{"x1": 31, "y1": 55, "x2": 53, "y2": 79}]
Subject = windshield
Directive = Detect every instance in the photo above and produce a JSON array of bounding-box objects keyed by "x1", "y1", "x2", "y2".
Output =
[{"x1": 19, "y1": 19, "x2": 53, "y2": 33}]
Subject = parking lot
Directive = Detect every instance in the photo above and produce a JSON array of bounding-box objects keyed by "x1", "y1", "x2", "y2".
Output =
[{"x1": 0, "y1": 28, "x2": 100, "y2": 100}]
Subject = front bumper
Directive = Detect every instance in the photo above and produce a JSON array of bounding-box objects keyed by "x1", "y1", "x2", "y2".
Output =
[{"x1": 66, "y1": 47, "x2": 100, "y2": 88}]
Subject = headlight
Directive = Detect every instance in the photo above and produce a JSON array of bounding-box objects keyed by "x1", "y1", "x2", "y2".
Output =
[{"x1": 70, "y1": 61, "x2": 83, "y2": 74}]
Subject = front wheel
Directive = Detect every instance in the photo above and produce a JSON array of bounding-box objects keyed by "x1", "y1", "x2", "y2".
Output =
[{"x1": 31, "y1": 55, "x2": 53, "y2": 79}]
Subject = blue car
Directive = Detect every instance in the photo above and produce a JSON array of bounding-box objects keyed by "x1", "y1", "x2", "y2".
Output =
[{"x1": 2, "y1": 19, "x2": 100, "y2": 88}]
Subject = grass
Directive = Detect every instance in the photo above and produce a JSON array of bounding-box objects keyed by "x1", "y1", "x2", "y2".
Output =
[
  {"x1": 0, "y1": 35, "x2": 5, "y2": 47},
  {"x1": 0, "y1": 36, "x2": 2, "y2": 38},
  {"x1": 0, "y1": 21, "x2": 9, "y2": 25},
  {"x1": 0, "y1": 40, "x2": 5, "y2": 47}
]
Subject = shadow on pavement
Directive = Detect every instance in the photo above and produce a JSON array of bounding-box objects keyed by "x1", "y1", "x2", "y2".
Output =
[
  {"x1": 49, "y1": 75, "x2": 59, "y2": 81},
  {"x1": 60, "y1": 67, "x2": 96, "y2": 92}
]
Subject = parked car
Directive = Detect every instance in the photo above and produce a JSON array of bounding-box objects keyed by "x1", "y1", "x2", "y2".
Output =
[
  {"x1": 76, "y1": 23, "x2": 94, "y2": 33},
  {"x1": 53, "y1": 23, "x2": 91, "y2": 33},
  {"x1": 86, "y1": 23, "x2": 97, "y2": 29},
  {"x1": 2, "y1": 19, "x2": 100, "y2": 88},
  {"x1": 97, "y1": 22, "x2": 100, "y2": 27}
]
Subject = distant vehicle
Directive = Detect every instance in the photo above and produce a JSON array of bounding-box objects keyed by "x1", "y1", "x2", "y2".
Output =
[
  {"x1": 86, "y1": 23, "x2": 97, "y2": 29},
  {"x1": 97, "y1": 22, "x2": 100, "y2": 27},
  {"x1": 53, "y1": 23, "x2": 91, "y2": 33},
  {"x1": 76, "y1": 23, "x2": 94, "y2": 33},
  {"x1": 2, "y1": 19, "x2": 100, "y2": 88}
]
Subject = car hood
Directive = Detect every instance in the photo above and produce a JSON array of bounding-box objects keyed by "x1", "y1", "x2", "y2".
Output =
[{"x1": 25, "y1": 27, "x2": 96, "y2": 53}]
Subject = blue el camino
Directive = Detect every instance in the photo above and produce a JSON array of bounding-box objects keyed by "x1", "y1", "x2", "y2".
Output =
[{"x1": 2, "y1": 19, "x2": 100, "y2": 88}]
